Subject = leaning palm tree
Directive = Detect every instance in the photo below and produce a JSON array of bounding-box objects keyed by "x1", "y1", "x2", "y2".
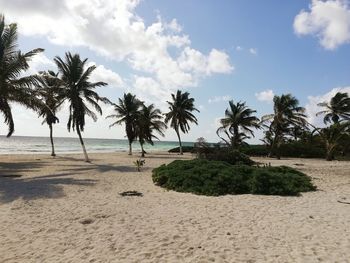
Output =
[
  {"x1": 54, "y1": 52, "x2": 110, "y2": 162},
  {"x1": 136, "y1": 103, "x2": 167, "y2": 157},
  {"x1": 261, "y1": 94, "x2": 307, "y2": 159},
  {"x1": 317, "y1": 92, "x2": 350, "y2": 124},
  {"x1": 0, "y1": 14, "x2": 44, "y2": 136},
  {"x1": 216, "y1": 100, "x2": 260, "y2": 148},
  {"x1": 106, "y1": 93, "x2": 142, "y2": 155},
  {"x1": 164, "y1": 90, "x2": 199, "y2": 155},
  {"x1": 35, "y1": 71, "x2": 62, "y2": 157}
]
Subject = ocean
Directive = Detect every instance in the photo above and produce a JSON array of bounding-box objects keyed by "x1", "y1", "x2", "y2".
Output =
[{"x1": 0, "y1": 136, "x2": 194, "y2": 154}]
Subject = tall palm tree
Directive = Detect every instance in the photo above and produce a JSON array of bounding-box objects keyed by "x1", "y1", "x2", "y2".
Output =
[
  {"x1": 54, "y1": 52, "x2": 110, "y2": 162},
  {"x1": 106, "y1": 93, "x2": 142, "y2": 155},
  {"x1": 136, "y1": 103, "x2": 167, "y2": 157},
  {"x1": 261, "y1": 94, "x2": 307, "y2": 159},
  {"x1": 216, "y1": 100, "x2": 260, "y2": 148},
  {"x1": 164, "y1": 90, "x2": 199, "y2": 155},
  {"x1": 0, "y1": 14, "x2": 44, "y2": 136},
  {"x1": 317, "y1": 92, "x2": 350, "y2": 124},
  {"x1": 36, "y1": 71, "x2": 62, "y2": 157}
]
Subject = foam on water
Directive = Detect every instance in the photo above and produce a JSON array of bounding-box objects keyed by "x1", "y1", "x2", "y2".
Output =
[{"x1": 0, "y1": 136, "x2": 193, "y2": 154}]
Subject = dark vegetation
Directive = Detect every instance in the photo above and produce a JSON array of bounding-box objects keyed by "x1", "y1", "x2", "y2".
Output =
[
  {"x1": 168, "y1": 137, "x2": 350, "y2": 160},
  {"x1": 152, "y1": 159, "x2": 316, "y2": 196}
]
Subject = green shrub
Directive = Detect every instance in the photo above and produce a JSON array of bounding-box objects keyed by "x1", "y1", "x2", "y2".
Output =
[
  {"x1": 240, "y1": 142, "x2": 326, "y2": 158},
  {"x1": 277, "y1": 142, "x2": 325, "y2": 158},
  {"x1": 205, "y1": 148, "x2": 255, "y2": 166},
  {"x1": 152, "y1": 159, "x2": 316, "y2": 196},
  {"x1": 168, "y1": 146, "x2": 194, "y2": 153},
  {"x1": 240, "y1": 145, "x2": 270, "y2": 156},
  {"x1": 250, "y1": 166, "x2": 316, "y2": 196}
]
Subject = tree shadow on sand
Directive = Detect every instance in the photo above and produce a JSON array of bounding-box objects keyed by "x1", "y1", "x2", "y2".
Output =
[
  {"x1": 0, "y1": 175, "x2": 96, "y2": 204},
  {"x1": 0, "y1": 160, "x2": 48, "y2": 175},
  {"x1": 0, "y1": 160, "x2": 96, "y2": 204},
  {"x1": 53, "y1": 155, "x2": 151, "y2": 173}
]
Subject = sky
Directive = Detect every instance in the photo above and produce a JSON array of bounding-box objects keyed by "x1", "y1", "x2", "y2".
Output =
[{"x1": 1, "y1": 0, "x2": 350, "y2": 143}]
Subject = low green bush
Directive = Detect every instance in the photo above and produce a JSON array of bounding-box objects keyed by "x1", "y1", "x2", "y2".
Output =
[{"x1": 152, "y1": 159, "x2": 316, "y2": 196}]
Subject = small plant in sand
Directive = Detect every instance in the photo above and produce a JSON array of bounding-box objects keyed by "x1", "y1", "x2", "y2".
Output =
[{"x1": 134, "y1": 159, "x2": 145, "y2": 172}]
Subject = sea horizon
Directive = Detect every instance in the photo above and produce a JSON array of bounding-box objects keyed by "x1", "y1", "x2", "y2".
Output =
[{"x1": 0, "y1": 135, "x2": 194, "y2": 155}]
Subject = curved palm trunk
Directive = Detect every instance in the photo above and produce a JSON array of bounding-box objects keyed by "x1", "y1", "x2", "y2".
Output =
[
  {"x1": 76, "y1": 126, "x2": 89, "y2": 162},
  {"x1": 175, "y1": 128, "x2": 183, "y2": 155},
  {"x1": 49, "y1": 124, "x2": 56, "y2": 157}
]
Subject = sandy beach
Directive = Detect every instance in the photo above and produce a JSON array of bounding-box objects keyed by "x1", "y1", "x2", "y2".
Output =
[{"x1": 0, "y1": 152, "x2": 350, "y2": 262}]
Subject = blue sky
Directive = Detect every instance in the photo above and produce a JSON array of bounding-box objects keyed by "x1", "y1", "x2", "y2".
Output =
[{"x1": 1, "y1": 0, "x2": 350, "y2": 143}]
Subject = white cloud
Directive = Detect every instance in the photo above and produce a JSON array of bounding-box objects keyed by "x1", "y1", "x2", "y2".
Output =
[
  {"x1": 27, "y1": 54, "x2": 124, "y2": 89},
  {"x1": 27, "y1": 53, "x2": 55, "y2": 75},
  {"x1": 178, "y1": 47, "x2": 233, "y2": 76},
  {"x1": 1, "y1": 0, "x2": 233, "y2": 102},
  {"x1": 305, "y1": 87, "x2": 350, "y2": 126},
  {"x1": 255, "y1": 89, "x2": 274, "y2": 103},
  {"x1": 294, "y1": 0, "x2": 350, "y2": 50},
  {"x1": 249, "y1": 48, "x2": 258, "y2": 55},
  {"x1": 206, "y1": 49, "x2": 234, "y2": 75},
  {"x1": 235, "y1": 46, "x2": 258, "y2": 55},
  {"x1": 87, "y1": 62, "x2": 124, "y2": 89},
  {"x1": 208, "y1": 95, "x2": 231, "y2": 104},
  {"x1": 211, "y1": 117, "x2": 222, "y2": 129},
  {"x1": 132, "y1": 76, "x2": 171, "y2": 108}
]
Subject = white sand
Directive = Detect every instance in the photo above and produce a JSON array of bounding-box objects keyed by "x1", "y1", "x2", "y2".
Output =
[{"x1": 0, "y1": 152, "x2": 350, "y2": 262}]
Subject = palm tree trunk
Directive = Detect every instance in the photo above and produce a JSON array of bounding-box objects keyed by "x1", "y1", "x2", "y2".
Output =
[
  {"x1": 49, "y1": 124, "x2": 56, "y2": 157},
  {"x1": 140, "y1": 142, "x2": 145, "y2": 157},
  {"x1": 326, "y1": 143, "x2": 334, "y2": 161},
  {"x1": 76, "y1": 126, "x2": 89, "y2": 162},
  {"x1": 128, "y1": 140, "x2": 132, "y2": 155},
  {"x1": 175, "y1": 128, "x2": 183, "y2": 155},
  {"x1": 269, "y1": 135, "x2": 277, "y2": 158},
  {"x1": 276, "y1": 142, "x2": 281, "y2": 160},
  {"x1": 233, "y1": 126, "x2": 239, "y2": 149}
]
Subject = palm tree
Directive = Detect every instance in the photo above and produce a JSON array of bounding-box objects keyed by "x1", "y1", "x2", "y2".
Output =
[
  {"x1": 216, "y1": 100, "x2": 260, "y2": 148},
  {"x1": 317, "y1": 123, "x2": 349, "y2": 161},
  {"x1": 317, "y1": 92, "x2": 350, "y2": 124},
  {"x1": 54, "y1": 52, "x2": 110, "y2": 162},
  {"x1": 106, "y1": 93, "x2": 142, "y2": 155},
  {"x1": 261, "y1": 94, "x2": 307, "y2": 159},
  {"x1": 136, "y1": 103, "x2": 167, "y2": 157},
  {"x1": 0, "y1": 14, "x2": 44, "y2": 136},
  {"x1": 36, "y1": 71, "x2": 62, "y2": 157},
  {"x1": 164, "y1": 90, "x2": 199, "y2": 155}
]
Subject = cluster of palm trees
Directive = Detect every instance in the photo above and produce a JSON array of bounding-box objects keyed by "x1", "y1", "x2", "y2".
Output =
[
  {"x1": 1, "y1": 16, "x2": 111, "y2": 162},
  {"x1": 216, "y1": 92, "x2": 350, "y2": 160},
  {"x1": 0, "y1": 15, "x2": 200, "y2": 161},
  {"x1": 107, "y1": 90, "x2": 199, "y2": 156},
  {"x1": 106, "y1": 93, "x2": 167, "y2": 157}
]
